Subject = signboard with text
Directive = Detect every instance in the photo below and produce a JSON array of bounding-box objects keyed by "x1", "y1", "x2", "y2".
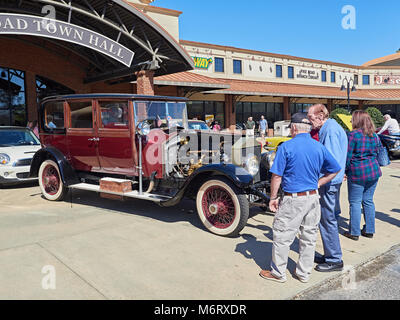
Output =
[
  {"x1": 296, "y1": 68, "x2": 320, "y2": 80},
  {"x1": 205, "y1": 114, "x2": 214, "y2": 125},
  {"x1": 0, "y1": 13, "x2": 135, "y2": 67},
  {"x1": 193, "y1": 57, "x2": 213, "y2": 69},
  {"x1": 375, "y1": 75, "x2": 400, "y2": 86}
]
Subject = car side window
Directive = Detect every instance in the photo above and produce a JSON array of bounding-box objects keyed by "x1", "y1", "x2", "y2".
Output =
[
  {"x1": 100, "y1": 101, "x2": 129, "y2": 129},
  {"x1": 43, "y1": 101, "x2": 64, "y2": 131},
  {"x1": 69, "y1": 101, "x2": 93, "y2": 129}
]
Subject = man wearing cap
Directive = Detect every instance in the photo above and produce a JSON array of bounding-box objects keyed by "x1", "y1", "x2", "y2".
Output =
[
  {"x1": 259, "y1": 113, "x2": 341, "y2": 283},
  {"x1": 307, "y1": 104, "x2": 348, "y2": 272}
]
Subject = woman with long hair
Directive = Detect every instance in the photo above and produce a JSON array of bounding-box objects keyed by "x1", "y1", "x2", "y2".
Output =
[{"x1": 344, "y1": 110, "x2": 382, "y2": 240}]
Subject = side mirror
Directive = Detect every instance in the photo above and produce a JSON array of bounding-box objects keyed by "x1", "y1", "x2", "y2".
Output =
[{"x1": 136, "y1": 120, "x2": 151, "y2": 136}]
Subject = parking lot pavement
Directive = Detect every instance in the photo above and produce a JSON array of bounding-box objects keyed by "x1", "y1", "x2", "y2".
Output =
[
  {"x1": 0, "y1": 160, "x2": 399, "y2": 300},
  {"x1": 294, "y1": 245, "x2": 400, "y2": 300}
]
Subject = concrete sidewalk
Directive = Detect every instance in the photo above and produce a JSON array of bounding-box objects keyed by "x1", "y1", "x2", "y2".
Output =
[{"x1": 0, "y1": 160, "x2": 399, "y2": 300}]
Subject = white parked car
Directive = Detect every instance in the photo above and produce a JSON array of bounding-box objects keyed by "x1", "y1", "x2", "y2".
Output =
[{"x1": 0, "y1": 127, "x2": 41, "y2": 186}]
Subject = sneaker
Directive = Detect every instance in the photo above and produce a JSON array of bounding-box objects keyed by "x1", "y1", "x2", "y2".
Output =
[
  {"x1": 259, "y1": 270, "x2": 286, "y2": 283},
  {"x1": 315, "y1": 261, "x2": 344, "y2": 272},
  {"x1": 294, "y1": 273, "x2": 309, "y2": 283}
]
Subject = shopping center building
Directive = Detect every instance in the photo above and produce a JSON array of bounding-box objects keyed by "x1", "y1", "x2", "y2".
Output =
[{"x1": 1, "y1": 0, "x2": 400, "y2": 129}]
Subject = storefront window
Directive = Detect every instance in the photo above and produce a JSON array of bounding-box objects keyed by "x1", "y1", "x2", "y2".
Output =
[
  {"x1": 242, "y1": 102, "x2": 252, "y2": 124},
  {"x1": 252, "y1": 102, "x2": 265, "y2": 121},
  {"x1": 290, "y1": 103, "x2": 312, "y2": 114},
  {"x1": 266, "y1": 103, "x2": 275, "y2": 123},
  {"x1": 215, "y1": 102, "x2": 224, "y2": 124},
  {"x1": 187, "y1": 101, "x2": 225, "y2": 127},
  {"x1": 204, "y1": 101, "x2": 214, "y2": 115},
  {"x1": 36, "y1": 75, "x2": 74, "y2": 101},
  {"x1": 0, "y1": 67, "x2": 26, "y2": 126},
  {"x1": 236, "y1": 102, "x2": 283, "y2": 127},
  {"x1": 375, "y1": 104, "x2": 400, "y2": 121}
]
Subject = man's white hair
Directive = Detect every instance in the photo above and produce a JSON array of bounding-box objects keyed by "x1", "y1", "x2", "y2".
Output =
[{"x1": 292, "y1": 123, "x2": 312, "y2": 133}]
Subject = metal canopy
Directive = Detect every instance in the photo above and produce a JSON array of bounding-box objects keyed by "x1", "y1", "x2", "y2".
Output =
[{"x1": 0, "y1": 0, "x2": 194, "y2": 83}]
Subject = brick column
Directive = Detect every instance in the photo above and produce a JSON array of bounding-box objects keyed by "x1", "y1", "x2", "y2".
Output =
[
  {"x1": 283, "y1": 97, "x2": 291, "y2": 120},
  {"x1": 25, "y1": 71, "x2": 38, "y2": 122},
  {"x1": 224, "y1": 94, "x2": 236, "y2": 131},
  {"x1": 135, "y1": 70, "x2": 155, "y2": 95},
  {"x1": 327, "y1": 99, "x2": 333, "y2": 113}
]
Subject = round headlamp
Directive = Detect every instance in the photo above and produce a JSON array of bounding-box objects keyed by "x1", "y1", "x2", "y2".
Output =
[
  {"x1": 137, "y1": 120, "x2": 151, "y2": 136},
  {"x1": 244, "y1": 154, "x2": 259, "y2": 176},
  {"x1": 0, "y1": 153, "x2": 10, "y2": 165}
]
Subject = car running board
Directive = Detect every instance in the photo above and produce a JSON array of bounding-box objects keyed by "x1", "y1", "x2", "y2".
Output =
[{"x1": 68, "y1": 183, "x2": 172, "y2": 203}]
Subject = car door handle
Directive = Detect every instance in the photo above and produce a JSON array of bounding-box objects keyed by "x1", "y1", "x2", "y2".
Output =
[{"x1": 88, "y1": 138, "x2": 99, "y2": 142}]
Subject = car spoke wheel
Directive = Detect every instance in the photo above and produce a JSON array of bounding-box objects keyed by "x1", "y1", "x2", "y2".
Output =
[
  {"x1": 196, "y1": 177, "x2": 249, "y2": 237},
  {"x1": 38, "y1": 160, "x2": 67, "y2": 201}
]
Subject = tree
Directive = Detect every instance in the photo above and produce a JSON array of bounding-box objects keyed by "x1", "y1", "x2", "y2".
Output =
[
  {"x1": 330, "y1": 107, "x2": 351, "y2": 131},
  {"x1": 365, "y1": 107, "x2": 385, "y2": 128}
]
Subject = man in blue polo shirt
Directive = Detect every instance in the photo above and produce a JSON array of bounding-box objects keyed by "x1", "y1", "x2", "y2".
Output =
[
  {"x1": 259, "y1": 113, "x2": 341, "y2": 283},
  {"x1": 308, "y1": 104, "x2": 348, "y2": 272}
]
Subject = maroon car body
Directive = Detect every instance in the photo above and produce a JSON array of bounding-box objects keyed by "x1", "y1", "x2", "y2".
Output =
[{"x1": 30, "y1": 94, "x2": 272, "y2": 237}]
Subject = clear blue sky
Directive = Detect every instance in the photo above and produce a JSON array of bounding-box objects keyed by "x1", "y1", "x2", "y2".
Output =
[{"x1": 155, "y1": 0, "x2": 399, "y2": 66}]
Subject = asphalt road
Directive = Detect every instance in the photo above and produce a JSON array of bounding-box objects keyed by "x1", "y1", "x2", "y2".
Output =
[{"x1": 294, "y1": 245, "x2": 400, "y2": 300}]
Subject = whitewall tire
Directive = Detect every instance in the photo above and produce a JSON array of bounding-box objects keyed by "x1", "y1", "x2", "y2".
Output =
[
  {"x1": 38, "y1": 159, "x2": 67, "y2": 201},
  {"x1": 196, "y1": 177, "x2": 249, "y2": 237}
]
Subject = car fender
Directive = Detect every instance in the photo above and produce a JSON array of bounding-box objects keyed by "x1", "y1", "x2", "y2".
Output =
[
  {"x1": 29, "y1": 147, "x2": 79, "y2": 186},
  {"x1": 159, "y1": 164, "x2": 253, "y2": 207}
]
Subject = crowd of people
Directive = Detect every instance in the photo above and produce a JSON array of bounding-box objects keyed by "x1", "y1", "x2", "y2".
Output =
[
  {"x1": 259, "y1": 104, "x2": 386, "y2": 283},
  {"x1": 244, "y1": 116, "x2": 268, "y2": 137}
]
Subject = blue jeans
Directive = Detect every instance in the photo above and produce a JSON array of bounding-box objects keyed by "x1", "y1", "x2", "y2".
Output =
[
  {"x1": 347, "y1": 179, "x2": 379, "y2": 236},
  {"x1": 319, "y1": 183, "x2": 343, "y2": 264},
  {"x1": 334, "y1": 184, "x2": 342, "y2": 219}
]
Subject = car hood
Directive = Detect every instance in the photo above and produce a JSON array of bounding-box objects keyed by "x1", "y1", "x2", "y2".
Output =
[
  {"x1": 266, "y1": 137, "x2": 292, "y2": 142},
  {"x1": 0, "y1": 145, "x2": 41, "y2": 162}
]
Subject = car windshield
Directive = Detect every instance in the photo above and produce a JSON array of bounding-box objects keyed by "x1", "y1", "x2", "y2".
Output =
[
  {"x1": 134, "y1": 101, "x2": 188, "y2": 129},
  {"x1": 189, "y1": 121, "x2": 210, "y2": 130},
  {"x1": 0, "y1": 128, "x2": 40, "y2": 147}
]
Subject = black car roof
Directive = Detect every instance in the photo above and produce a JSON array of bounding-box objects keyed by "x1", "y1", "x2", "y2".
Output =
[{"x1": 40, "y1": 94, "x2": 188, "y2": 104}]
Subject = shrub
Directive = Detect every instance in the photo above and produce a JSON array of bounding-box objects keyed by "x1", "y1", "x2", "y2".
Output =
[
  {"x1": 330, "y1": 107, "x2": 351, "y2": 131},
  {"x1": 365, "y1": 107, "x2": 385, "y2": 128}
]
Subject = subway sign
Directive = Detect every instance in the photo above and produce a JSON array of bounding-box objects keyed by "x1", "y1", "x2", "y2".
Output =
[
  {"x1": 0, "y1": 13, "x2": 135, "y2": 67},
  {"x1": 193, "y1": 56, "x2": 213, "y2": 69}
]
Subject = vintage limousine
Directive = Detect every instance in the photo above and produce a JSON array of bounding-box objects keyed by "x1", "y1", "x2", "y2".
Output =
[{"x1": 30, "y1": 94, "x2": 274, "y2": 237}]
